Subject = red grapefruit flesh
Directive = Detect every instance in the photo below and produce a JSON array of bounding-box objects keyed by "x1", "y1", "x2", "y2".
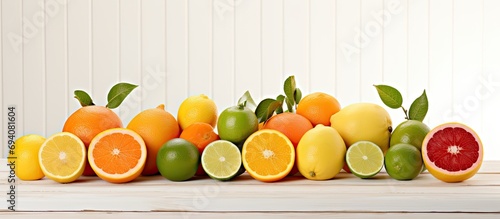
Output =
[{"x1": 422, "y1": 122, "x2": 483, "y2": 183}]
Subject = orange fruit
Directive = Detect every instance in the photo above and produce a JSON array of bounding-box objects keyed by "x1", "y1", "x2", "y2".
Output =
[
  {"x1": 296, "y1": 92, "x2": 341, "y2": 126},
  {"x1": 263, "y1": 112, "x2": 313, "y2": 176},
  {"x1": 242, "y1": 129, "x2": 295, "y2": 182},
  {"x1": 180, "y1": 122, "x2": 220, "y2": 175},
  {"x1": 422, "y1": 122, "x2": 483, "y2": 183},
  {"x1": 127, "y1": 104, "x2": 180, "y2": 175},
  {"x1": 63, "y1": 105, "x2": 123, "y2": 176},
  {"x1": 88, "y1": 128, "x2": 147, "y2": 183}
]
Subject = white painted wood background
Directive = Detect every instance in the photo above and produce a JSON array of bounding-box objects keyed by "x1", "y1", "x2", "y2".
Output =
[{"x1": 1, "y1": 0, "x2": 499, "y2": 160}]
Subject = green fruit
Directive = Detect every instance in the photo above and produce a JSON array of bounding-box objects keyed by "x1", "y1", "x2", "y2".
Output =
[
  {"x1": 201, "y1": 140, "x2": 242, "y2": 181},
  {"x1": 346, "y1": 141, "x2": 384, "y2": 179},
  {"x1": 217, "y1": 106, "x2": 258, "y2": 144},
  {"x1": 390, "y1": 120, "x2": 430, "y2": 150},
  {"x1": 157, "y1": 138, "x2": 199, "y2": 181},
  {"x1": 384, "y1": 143, "x2": 423, "y2": 180}
]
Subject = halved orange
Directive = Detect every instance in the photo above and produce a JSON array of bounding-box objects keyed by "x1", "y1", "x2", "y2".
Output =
[
  {"x1": 242, "y1": 129, "x2": 295, "y2": 182},
  {"x1": 88, "y1": 128, "x2": 147, "y2": 183}
]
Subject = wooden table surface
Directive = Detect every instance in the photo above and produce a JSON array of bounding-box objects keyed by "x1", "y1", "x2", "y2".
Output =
[{"x1": 1, "y1": 159, "x2": 499, "y2": 218}]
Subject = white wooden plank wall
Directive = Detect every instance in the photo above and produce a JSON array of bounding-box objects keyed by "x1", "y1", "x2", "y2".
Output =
[{"x1": 1, "y1": 0, "x2": 500, "y2": 160}]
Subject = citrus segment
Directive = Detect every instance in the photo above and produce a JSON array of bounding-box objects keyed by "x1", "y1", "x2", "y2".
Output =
[
  {"x1": 346, "y1": 141, "x2": 384, "y2": 179},
  {"x1": 201, "y1": 140, "x2": 242, "y2": 181},
  {"x1": 242, "y1": 130, "x2": 295, "y2": 182},
  {"x1": 422, "y1": 122, "x2": 483, "y2": 183},
  {"x1": 88, "y1": 128, "x2": 147, "y2": 183},
  {"x1": 39, "y1": 132, "x2": 86, "y2": 183}
]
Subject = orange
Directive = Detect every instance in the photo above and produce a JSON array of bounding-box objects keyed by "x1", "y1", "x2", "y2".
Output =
[
  {"x1": 127, "y1": 104, "x2": 180, "y2": 175},
  {"x1": 63, "y1": 105, "x2": 123, "y2": 176},
  {"x1": 242, "y1": 129, "x2": 295, "y2": 182},
  {"x1": 88, "y1": 128, "x2": 147, "y2": 183},
  {"x1": 296, "y1": 92, "x2": 341, "y2": 126},
  {"x1": 180, "y1": 122, "x2": 220, "y2": 175},
  {"x1": 263, "y1": 112, "x2": 313, "y2": 176}
]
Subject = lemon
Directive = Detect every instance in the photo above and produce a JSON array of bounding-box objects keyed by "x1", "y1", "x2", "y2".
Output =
[
  {"x1": 330, "y1": 103, "x2": 392, "y2": 153},
  {"x1": 177, "y1": 94, "x2": 218, "y2": 130},
  {"x1": 10, "y1": 134, "x2": 46, "y2": 181},
  {"x1": 296, "y1": 125, "x2": 346, "y2": 180}
]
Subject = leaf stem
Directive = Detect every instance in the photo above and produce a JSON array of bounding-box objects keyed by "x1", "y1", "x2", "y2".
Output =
[{"x1": 402, "y1": 106, "x2": 409, "y2": 120}]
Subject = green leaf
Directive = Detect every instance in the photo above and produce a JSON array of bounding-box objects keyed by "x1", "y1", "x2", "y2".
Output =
[
  {"x1": 374, "y1": 84, "x2": 403, "y2": 109},
  {"x1": 74, "y1": 90, "x2": 95, "y2": 107},
  {"x1": 294, "y1": 88, "x2": 302, "y2": 104},
  {"x1": 255, "y1": 98, "x2": 282, "y2": 123},
  {"x1": 408, "y1": 90, "x2": 428, "y2": 122},
  {"x1": 276, "y1": 95, "x2": 285, "y2": 114},
  {"x1": 106, "y1": 82, "x2": 138, "y2": 109},
  {"x1": 284, "y1": 76, "x2": 296, "y2": 106},
  {"x1": 237, "y1": 91, "x2": 257, "y2": 111}
]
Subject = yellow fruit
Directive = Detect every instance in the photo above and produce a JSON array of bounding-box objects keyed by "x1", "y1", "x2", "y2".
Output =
[
  {"x1": 10, "y1": 134, "x2": 46, "y2": 181},
  {"x1": 330, "y1": 103, "x2": 392, "y2": 153},
  {"x1": 39, "y1": 132, "x2": 86, "y2": 183},
  {"x1": 177, "y1": 94, "x2": 218, "y2": 130},
  {"x1": 297, "y1": 125, "x2": 346, "y2": 180},
  {"x1": 127, "y1": 104, "x2": 180, "y2": 175}
]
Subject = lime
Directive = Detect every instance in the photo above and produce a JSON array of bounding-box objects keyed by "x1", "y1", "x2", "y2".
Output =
[
  {"x1": 11, "y1": 134, "x2": 46, "y2": 181},
  {"x1": 346, "y1": 141, "x2": 384, "y2": 179},
  {"x1": 390, "y1": 120, "x2": 430, "y2": 151},
  {"x1": 217, "y1": 105, "x2": 258, "y2": 144},
  {"x1": 157, "y1": 138, "x2": 200, "y2": 181},
  {"x1": 201, "y1": 140, "x2": 242, "y2": 181},
  {"x1": 384, "y1": 143, "x2": 423, "y2": 180}
]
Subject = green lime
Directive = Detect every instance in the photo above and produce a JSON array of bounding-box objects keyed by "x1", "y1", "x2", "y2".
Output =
[
  {"x1": 217, "y1": 105, "x2": 258, "y2": 144},
  {"x1": 346, "y1": 141, "x2": 384, "y2": 179},
  {"x1": 384, "y1": 143, "x2": 423, "y2": 180},
  {"x1": 390, "y1": 120, "x2": 430, "y2": 150},
  {"x1": 201, "y1": 140, "x2": 242, "y2": 181},
  {"x1": 157, "y1": 138, "x2": 199, "y2": 181}
]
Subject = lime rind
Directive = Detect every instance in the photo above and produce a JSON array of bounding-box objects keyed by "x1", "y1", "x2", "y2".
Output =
[
  {"x1": 201, "y1": 140, "x2": 242, "y2": 181},
  {"x1": 346, "y1": 141, "x2": 384, "y2": 179}
]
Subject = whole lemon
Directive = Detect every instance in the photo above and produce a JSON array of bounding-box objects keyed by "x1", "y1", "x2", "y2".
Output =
[
  {"x1": 297, "y1": 125, "x2": 346, "y2": 180},
  {"x1": 330, "y1": 103, "x2": 392, "y2": 153},
  {"x1": 177, "y1": 94, "x2": 218, "y2": 130},
  {"x1": 10, "y1": 134, "x2": 46, "y2": 180}
]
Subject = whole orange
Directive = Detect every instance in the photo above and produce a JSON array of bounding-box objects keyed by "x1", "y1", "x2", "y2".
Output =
[
  {"x1": 127, "y1": 104, "x2": 180, "y2": 175},
  {"x1": 263, "y1": 112, "x2": 313, "y2": 176},
  {"x1": 63, "y1": 105, "x2": 123, "y2": 176},
  {"x1": 180, "y1": 122, "x2": 220, "y2": 175},
  {"x1": 296, "y1": 92, "x2": 341, "y2": 126}
]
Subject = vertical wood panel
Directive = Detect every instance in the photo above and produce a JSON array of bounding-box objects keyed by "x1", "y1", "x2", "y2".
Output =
[
  {"x1": 234, "y1": 0, "x2": 261, "y2": 100},
  {"x1": 141, "y1": 0, "x2": 166, "y2": 111},
  {"x1": 92, "y1": 0, "x2": 119, "y2": 106},
  {"x1": 336, "y1": 0, "x2": 360, "y2": 106},
  {"x1": 284, "y1": 0, "x2": 309, "y2": 93},
  {"x1": 310, "y1": 0, "x2": 335, "y2": 95},
  {"x1": 67, "y1": 0, "x2": 92, "y2": 114},
  {"x1": 428, "y1": 0, "x2": 453, "y2": 127},
  {"x1": 407, "y1": 0, "x2": 429, "y2": 120},
  {"x1": 261, "y1": 0, "x2": 283, "y2": 98},
  {"x1": 383, "y1": 0, "x2": 407, "y2": 126},
  {"x1": 213, "y1": 0, "x2": 235, "y2": 111},
  {"x1": 452, "y1": 0, "x2": 483, "y2": 134},
  {"x1": 360, "y1": 0, "x2": 384, "y2": 102},
  {"x1": 118, "y1": 0, "x2": 141, "y2": 125},
  {"x1": 22, "y1": 0, "x2": 45, "y2": 135},
  {"x1": 2, "y1": 0, "x2": 23, "y2": 145},
  {"x1": 45, "y1": 0, "x2": 68, "y2": 135},
  {"x1": 0, "y1": 0, "x2": 3, "y2": 157},
  {"x1": 188, "y1": 0, "x2": 212, "y2": 97},
  {"x1": 483, "y1": 0, "x2": 500, "y2": 160},
  {"x1": 166, "y1": 0, "x2": 188, "y2": 116}
]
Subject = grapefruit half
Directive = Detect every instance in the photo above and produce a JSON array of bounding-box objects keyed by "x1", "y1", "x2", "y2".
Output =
[{"x1": 422, "y1": 122, "x2": 483, "y2": 183}]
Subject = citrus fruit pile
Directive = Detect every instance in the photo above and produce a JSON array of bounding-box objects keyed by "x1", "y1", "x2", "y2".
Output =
[{"x1": 11, "y1": 78, "x2": 484, "y2": 184}]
